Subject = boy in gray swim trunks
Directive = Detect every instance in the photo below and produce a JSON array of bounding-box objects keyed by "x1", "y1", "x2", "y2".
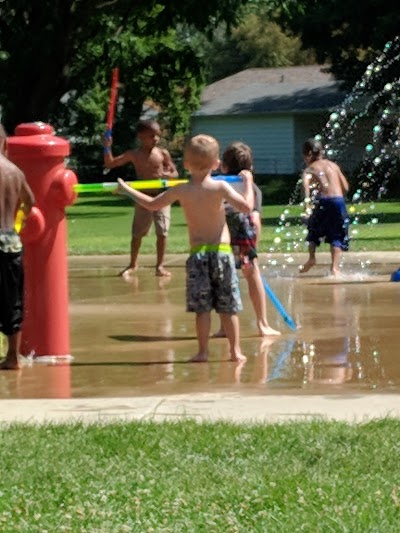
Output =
[
  {"x1": 0, "y1": 125, "x2": 35, "y2": 370},
  {"x1": 116, "y1": 134, "x2": 254, "y2": 363}
]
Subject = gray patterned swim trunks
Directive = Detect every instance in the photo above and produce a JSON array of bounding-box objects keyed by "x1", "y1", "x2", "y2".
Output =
[{"x1": 186, "y1": 244, "x2": 242, "y2": 314}]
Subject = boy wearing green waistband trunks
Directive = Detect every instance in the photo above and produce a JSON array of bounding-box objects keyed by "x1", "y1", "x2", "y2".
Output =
[
  {"x1": 0, "y1": 125, "x2": 35, "y2": 370},
  {"x1": 116, "y1": 134, "x2": 253, "y2": 363}
]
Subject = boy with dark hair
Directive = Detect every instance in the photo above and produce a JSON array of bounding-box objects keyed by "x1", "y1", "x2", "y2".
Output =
[
  {"x1": 299, "y1": 138, "x2": 350, "y2": 276},
  {"x1": 214, "y1": 142, "x2": 280, "y2": 338},
  {"x1": 104, "y1": 119, "x2": 178, "y2": 278},
  {"x1": 0, "y1": 125, "x2": 35, "y2": 370}
]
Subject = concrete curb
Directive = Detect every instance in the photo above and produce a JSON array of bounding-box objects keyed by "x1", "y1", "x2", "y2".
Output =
[{"x1": 1, "y1": 393, "x2": 400, "y2": 425}]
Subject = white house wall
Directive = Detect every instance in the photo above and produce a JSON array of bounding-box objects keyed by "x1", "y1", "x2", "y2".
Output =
[
  {"x1": 191, "y1": 115, "x2": 296, "y2": 174},
  {"x1": 294, "y1": 114, "x2": 328, "y2": 171}
]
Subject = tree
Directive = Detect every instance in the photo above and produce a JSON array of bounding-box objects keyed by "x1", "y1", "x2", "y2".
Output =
[
  {"x1": 0, "y1": 0, "x2": 251, "y2": 177},
  {"x1": 201, "y1": 11, "x2": 315, "y2": 83},
  {"x1": 270, "y1": 0, "x2": 400, "y2": 88}
]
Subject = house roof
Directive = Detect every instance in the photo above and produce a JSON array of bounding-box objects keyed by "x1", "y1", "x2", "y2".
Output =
[{"x1": 195, "y1": 65, "x2": 346, "y2": 116}]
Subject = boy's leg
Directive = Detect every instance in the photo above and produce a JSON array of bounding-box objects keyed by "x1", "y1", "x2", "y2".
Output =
[
  {"x1": 154, "y1": 207, "x2": 171, "y2": 277},
  {"x1": 119, "y1": 205, "x2": 151, "y2": 278},
  {"x1": 299, "y1": 242, "x2": 317, "y2": 273},
  {"x1": 330, "y1": 245, "x2": 341, "y2": 276},
  {"x1": 219, "y1": 313, "x2": 246, "y2": 362},
  {"x1": 190, "y1": 312, "x2": 211, "y2": 362},
  {"x1": 0, "y1": 331, "x2": 21, "y2": 370},
  {"x1": 243, "y1": 261, "x2": 281, "y2": 337},
  {"x1": 155, "y1": 234, "x2": 171, "y2": 277}
]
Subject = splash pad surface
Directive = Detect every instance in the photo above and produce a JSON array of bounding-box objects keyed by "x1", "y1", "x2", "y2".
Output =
[{"x1": 1, "y1": 253, "x2": 400, "y2": 399}]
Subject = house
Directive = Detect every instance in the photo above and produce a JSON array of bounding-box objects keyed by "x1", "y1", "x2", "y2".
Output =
[{"x1": 191, "y1": 65, "x2": 370, "y2": 175}]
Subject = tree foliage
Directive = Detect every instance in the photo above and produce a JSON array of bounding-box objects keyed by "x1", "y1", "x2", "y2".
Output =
[
  {"x1": 0, "y1": 0, "x2": 250, "y2": 177},
  {"x1": 270, "y1": 0, "x2": 400, "y2": 88},
  {"x1": 201, "y1": 11, "x2": 315, "y2": 83}
]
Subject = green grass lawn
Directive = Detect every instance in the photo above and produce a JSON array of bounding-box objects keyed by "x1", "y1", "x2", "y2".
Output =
[
  {"x1": 1, "y1": 419, "x2": 400, "y2": 531},
  {"x1": 66, "y1": 194, "x2": 400, "y2": 254}
]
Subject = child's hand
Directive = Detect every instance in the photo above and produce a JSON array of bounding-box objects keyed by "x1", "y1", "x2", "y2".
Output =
[
  {"x1": 112, "y1": 178, "x2": 126, "y2": 196},
  {"x1": 102, "y1": 134, "x2": 113, "y2": 148},
  {"x1": 239, "y1": 169, "x2": 254, "y2": 182}
]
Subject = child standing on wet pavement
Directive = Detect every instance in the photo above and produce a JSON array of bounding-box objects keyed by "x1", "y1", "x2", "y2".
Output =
[
  {"x1": 0, "y1": 125, "x2": 35, "y2": 370},
  {"x1": 213, "y1": 142, "x2": 280, "y2": 338},
  {"x1": 116, "y1": 134, "x2": 253, "y2": 363},
  {"x1": 299, "y1": 138, "x2": 350, "y2": 276},
  {"x1": 103, "y1": 119, "x2": 178, "y2": 279}
]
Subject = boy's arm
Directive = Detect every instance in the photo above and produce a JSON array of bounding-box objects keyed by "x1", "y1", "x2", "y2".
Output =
[
  {"x1": 117, "y1": 178, "x2": 179, "y2": 211},
  {"x1": 339, "y1": 169, "x2": 349, "y2": 194},
  {"x1": 161, "y1": 149, "x2": 179, "y2": 178},
  {"x1": 103, "y1": 134, "x2": 135, "y2": 169},
  {"x1": 302, "y1": 169, "x2": 313, "y2": 200},
  {"x1": 239, "y1": 170, "x2": 255, "y2": 211},
  {"x1": 221, "y1": 182, "x2": 251, "y2": 214},
  {"x1": 20, "y1": 174, "x2": 35, "y2": 216}
]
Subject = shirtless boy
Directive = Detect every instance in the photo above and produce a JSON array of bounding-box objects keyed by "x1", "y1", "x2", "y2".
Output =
[
  {"x1": 299, "y1": 138, "x2": 350, "y2": 276},
  {"x1": 116, "y1": 134, "x2": 253, "y2": 363},
  {"x1": 104, "y1": 119, "x2": 178, "y2": 278},
  {"x1": 0, "y1": 125, "x2": 35, "y2": 370}
]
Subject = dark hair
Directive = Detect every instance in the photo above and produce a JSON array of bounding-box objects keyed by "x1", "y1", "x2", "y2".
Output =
[
  {"x1": 136, "y1": 119, "x2": 160, "y2": 134},
  {"x1": 222, "y1": 142, "x2": 253, "y2": 174},
  {"x1": 303, "y1": 138, "x2": 323, "y2": 157}
]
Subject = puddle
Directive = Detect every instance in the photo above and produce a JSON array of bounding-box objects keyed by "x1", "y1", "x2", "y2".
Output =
[{"x1": 1, "y1": 257, "x2": 400, "y2": 398}]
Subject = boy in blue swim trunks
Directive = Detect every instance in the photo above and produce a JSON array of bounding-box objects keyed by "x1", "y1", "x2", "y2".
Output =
[
  {"x1": 0, "y1": 125, "x2": 35, "y2": 370},
  {"x1": 299, "y1": 138, "x2": 350, "y2": 276},
  {"x1": 213, "y1": 142, "x2": 280, "y2": 337},
  {"x1": 116, "y1": 134, "x2": 253, "y2": 363}
]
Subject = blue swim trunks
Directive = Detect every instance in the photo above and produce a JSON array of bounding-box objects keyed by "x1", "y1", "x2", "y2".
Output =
[
  {"x1": 307, "y1": 196, "x2": 350, "y2": 251},
  {"x1": 186, "y1": 244, "x2": 242, "y2": 314}
]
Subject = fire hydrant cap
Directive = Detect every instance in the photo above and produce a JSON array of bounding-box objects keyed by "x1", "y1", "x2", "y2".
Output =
[{"x1": 8, "y1": 122, "x2": 70, "y2": 157}]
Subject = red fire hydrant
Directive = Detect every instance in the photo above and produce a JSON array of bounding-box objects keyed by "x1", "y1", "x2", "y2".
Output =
[{"x1": 7, "y1": 122, "x2": 77, "y2": 360}]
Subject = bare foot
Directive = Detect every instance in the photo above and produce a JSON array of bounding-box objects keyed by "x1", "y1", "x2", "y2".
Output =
[
  {"x1": 228, "y1": 352, "x2": 247, "y2": 363},
  {"x1": 211, "y1": 329, "x2": 226, "y2": 338},
  {"x1": 156, "y1": 266, "x2": 171, "y2": 277},
  {"x1": 299, "y1": 258, "x2": 316, "y2": 273},
  {"x1": 118, "y1": 265, "x2": 138, "y2": 279},
  {"x1": 330, "y1": 268, "x2": 340, "y2": 277},
  {"x1": 258, "y1": 325, "x2": 281, "y2": 337},
  {"x1": 0, "y1": 357, "x2": 21, "y2": 370},
  {"x1": 189, "y1": 353, "x2": 208, "y2": 363}
]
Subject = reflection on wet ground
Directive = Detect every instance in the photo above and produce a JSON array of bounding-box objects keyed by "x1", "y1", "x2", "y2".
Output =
[{"x1": 1, "y1": 257, "x2": 400, "y2": 399}]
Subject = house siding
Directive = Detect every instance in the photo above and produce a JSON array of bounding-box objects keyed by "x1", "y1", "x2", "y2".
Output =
[
  {"x1": 294, "y1": 114, "x2": 328, "y2": 171},
  {"x1": 191, "y1": 115, "x2": 296, "y2": 174}
]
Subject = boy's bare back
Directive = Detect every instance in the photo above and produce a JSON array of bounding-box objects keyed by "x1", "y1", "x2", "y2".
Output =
[
  {"x1": 307, "y1": 159, "x2": 349, "y2": 197},
  {"x1": 0, "y1": 154, "x2": 31, "y2": 230},
  {"x1": 172, "y1": 178, "x2": 236, "y2": 248}
]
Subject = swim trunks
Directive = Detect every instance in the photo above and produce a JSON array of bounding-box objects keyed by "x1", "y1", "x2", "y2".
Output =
[
  {"x1": 0, "y1": 231, "x2": 24, "y2": 336},
  {"x1": 306, "y1": 196, "x2": 350, "y2": 251},
  {"x1": 132, "y1": 203, "x2": 171, "y2": 238},
  {"x1": 186, "y1": 244, "x2": 242, "y2": 314},
  {"x1": 223, "y1": 182, "x2": 262, "y2": 268},
  {"x1": 226, "y1": 211, "x2": 258, "y2": 268}
]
